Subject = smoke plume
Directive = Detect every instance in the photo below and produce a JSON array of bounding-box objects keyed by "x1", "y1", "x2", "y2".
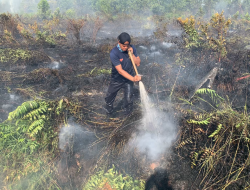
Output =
[{"x1": 59, "y1": 122, "x2": 96, "y2": 153}]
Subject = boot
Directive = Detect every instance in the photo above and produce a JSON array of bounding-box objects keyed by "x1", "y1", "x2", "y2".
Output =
[
  {"x1": 103, "y1": 104, "x2": 113, "y2": 114},
  {"x1": 125, "y1": 104, "x2": 133, "y2": 116}
]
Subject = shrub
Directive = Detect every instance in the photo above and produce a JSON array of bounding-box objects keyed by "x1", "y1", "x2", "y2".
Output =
[
  {"x1": 0, "y1": 48, "x2": 32, "y2": 63},
  {"x1": 178, "y1": 89, "x2": 250, "y2": 189},
  {"x1": 0, "y1": 99, "x2": 70, "y2": 189},
  {"x1": 83, "y1": 166, "x2": 145, "y2": 190},
  {"x1": 65, "y1": 8, "x2": 76, "y2": 18}
]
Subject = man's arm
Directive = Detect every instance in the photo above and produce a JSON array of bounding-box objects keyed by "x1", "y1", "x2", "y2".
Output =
[
  {"x1": 131, "y1": 54, "x2": 141, "y2": 66},
  {"x1": 128, "y1": 46, "x2": 141, "y2": 67},
  {"x1": 115, "y1": 65, "x2": 141, "y2": 82}
]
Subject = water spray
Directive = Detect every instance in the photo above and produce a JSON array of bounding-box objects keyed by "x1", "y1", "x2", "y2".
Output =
[
  {"x1": 128, "y1": 50, "x2": 146, "y2": 107},
  {"x1": 128, "y1": 50, "x2": 177, "y2": 162}
]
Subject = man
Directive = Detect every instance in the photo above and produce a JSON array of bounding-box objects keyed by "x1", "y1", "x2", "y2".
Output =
[{"x1": 104, "y1": 32, "x2": 141, "y2": 115}]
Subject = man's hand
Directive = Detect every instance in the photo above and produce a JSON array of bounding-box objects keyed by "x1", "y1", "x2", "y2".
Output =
[
  {"x1": 128, "y1": 46, "x2": 133, "y2": 54},
  {"x1": 133, "y1": 75, "x2": 141, "y2": 82}
]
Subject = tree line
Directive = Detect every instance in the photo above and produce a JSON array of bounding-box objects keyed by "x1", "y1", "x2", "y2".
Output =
[{"x1": 18, "y1": 0, "x2": 250, "y2": 19}]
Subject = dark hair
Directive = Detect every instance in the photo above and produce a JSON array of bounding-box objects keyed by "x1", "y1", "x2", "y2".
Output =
[{"x1": 117, "y1": 32, "x2": 131, "y2": 44}]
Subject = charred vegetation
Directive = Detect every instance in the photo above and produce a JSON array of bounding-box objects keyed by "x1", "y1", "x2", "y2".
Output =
[{"x1": 0, "y1": 3, "x2": 250, "y2": 190}]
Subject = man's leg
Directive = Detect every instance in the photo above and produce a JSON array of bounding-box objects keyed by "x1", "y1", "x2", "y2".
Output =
[
  {"x1": 123, "y1": 81, "x2": 134, "y2": 115},
  {"x1": 104, "y1": 80, "x2": 124, "y2": 114}
]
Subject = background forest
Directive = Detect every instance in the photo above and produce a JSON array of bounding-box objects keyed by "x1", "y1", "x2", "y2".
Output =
[{"x1": 1, "y1": 0, "x2": 250, "y2": 19}]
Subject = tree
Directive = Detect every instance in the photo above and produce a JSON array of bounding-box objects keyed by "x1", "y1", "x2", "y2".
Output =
[
  {"x1": 57, "y1": 0, "x2": 73, "y2": 12},
  {"x1": 37, "y1": 0, "x2": 50, "y2": 19}
]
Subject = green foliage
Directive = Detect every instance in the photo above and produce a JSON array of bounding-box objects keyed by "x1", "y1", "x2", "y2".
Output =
[
  {"x1": 232, "y1": 11, "x2": 240, "y2": 20},
  {"x1": 52, "y1": 7, "x2": 62, "y2": 19},
  {"x1": 83, "y1": 165, "x2": 145, "y2": 190},
  {"x1": 208, "y1": 123, "x2": 222, "y2": 138},
  {"x1": 178, "y1": 87, "x2": 250, "y2": 188},
  {"x1": 179, "y1": 101, "x2": 250, "y2": 189},
  {"x1": 36, "y1": 30, "x2": 56, "y2": 46},
  {"x1": 8, "y1": 100, "x2": 53, "y2": 140},
  {"x1": 178, "y1": 12, "x2": 231, "y2": 61},
  {"x1": 195, "y1": 88, "x2": 224, "y2": 106},
  {"x1": 242, "y1": 12, "x2": 250, "y2": 21},
  {"x1": 188, "y1": 117, "x2": 210, "y2": 125},
  {"x1": 0, "y1": 99, "x2": 70, "y2": 189},
  {"x1": 37, "y1": 0, "x2": 51, "y2": 19},
  {"x1": 0, "y1": 48, "x2": 32, "y2": 63},
  {"x1": 151, "y1": 2, "x2": 165, "y2": 15},
  {"x1": 178, "y1": 16, "x2": 201, "y2": 48},
  {"x1": 65, "y1": 9, "x2": 76, "y2": 18},
  {"x1": 90, "y1": 0, "x2": 216, "y2": 18},
  {"x1": 208, "y1": 12, "x2": 231, "y2": 59},
  {"x1": 92, "y1": 0, "x2": 160, "y2": 17}
]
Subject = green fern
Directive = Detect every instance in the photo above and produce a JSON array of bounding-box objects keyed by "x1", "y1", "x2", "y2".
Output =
[
  {"x1": 209, "y1": 124, "x2": 222, "y2": 138},
  {"x1": 188, "y1": 117, "x2": 210, "y2": 125},
  {"x1": 195, "y1": 88, "x2": 224, "y2": 106},
  {"x1": 7, "y1": 100, "x2": 49, "y2": 138},
  {"x1": 56, "y1": 98, "x2": 64, "y2": 115},
  {"x1": 191, "y1": 151, "x2": 199, "y2": 168},
  {"x1": 83, "y1": 165, "x2": 145, "y2": 190},
  {"x1": 8, "y1": 101, "x2": 40, "y2": 120},
  {"x1": 28, "y1": 119, "x2": 45, "y2": 137},
  {"x1": 22, "y1": 106, "x2": 48, "y2": 121},
  {"x1": 0, "y1": 98, "x2": 72, "y2": 189}
]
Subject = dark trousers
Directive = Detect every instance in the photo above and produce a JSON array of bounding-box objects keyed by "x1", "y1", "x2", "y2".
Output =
[{"x1": 105, "y1": 80, "x2": 134, "y2": 110}]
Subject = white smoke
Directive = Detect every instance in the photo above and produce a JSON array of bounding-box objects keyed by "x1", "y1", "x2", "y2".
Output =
[
  {"x1": 0, "y1": 0, "x2": 21, "y2": 13},
  {"x1": 59, "y1": 123, "x2": 94, "y2": 151},
  {"x1": 128, "y1": 82, "x2": 177, "y2": 161}
]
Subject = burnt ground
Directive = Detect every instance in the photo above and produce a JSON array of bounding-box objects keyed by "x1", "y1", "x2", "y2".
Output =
[{"x1": 0, "y1": 19, "x2": 250, "y2": 189}]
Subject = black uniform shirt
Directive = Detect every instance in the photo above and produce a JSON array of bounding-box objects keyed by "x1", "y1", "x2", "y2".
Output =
[{"x1": 110, "y1": 45, "x2": 138, "y2": 82}]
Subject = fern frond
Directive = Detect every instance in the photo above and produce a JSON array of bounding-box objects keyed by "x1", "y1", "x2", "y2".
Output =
[
  {"x1": 58, "y1": 99, "x2": 63, "y2": 109},
  {"x1": 199, "y1": 148, "x2": 215, "y2": 172},
  {"x1": 178, "y1": 97, "x2": 193, "y2": 105},
  {"x1": 195, "y1": 88, "x2": 224, "y2": 105},
  {"x1": 242, "y1": 127, "x2": 250, "y2": 143},
  {"x1": 176, "y1": 137, "x2": 193, "y2": 148},
  {"x1": 8, "y1": 101, "x2": 40, "y2": 120},
  {"x1": 194, "y1": 113, "x2": 207, "y2": 120},
  {"x1": 191, "y1": 151, "x2": 199, "y2": 168},
  {"x1": 22, "y1": 105, "x2": 48, "y2": 120},
  {"x1": 209, "y1": 124, "x2": 222, "y2": 138},
  {"x1": 28, "y1": 119, "x2": 45, "y2": 137},
  {"x1": 56, "y1": 99, "x2": 65, "y2": 115},
  {"x1": 188, "y1": 117, "x2": 210, "y2": 125}
]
